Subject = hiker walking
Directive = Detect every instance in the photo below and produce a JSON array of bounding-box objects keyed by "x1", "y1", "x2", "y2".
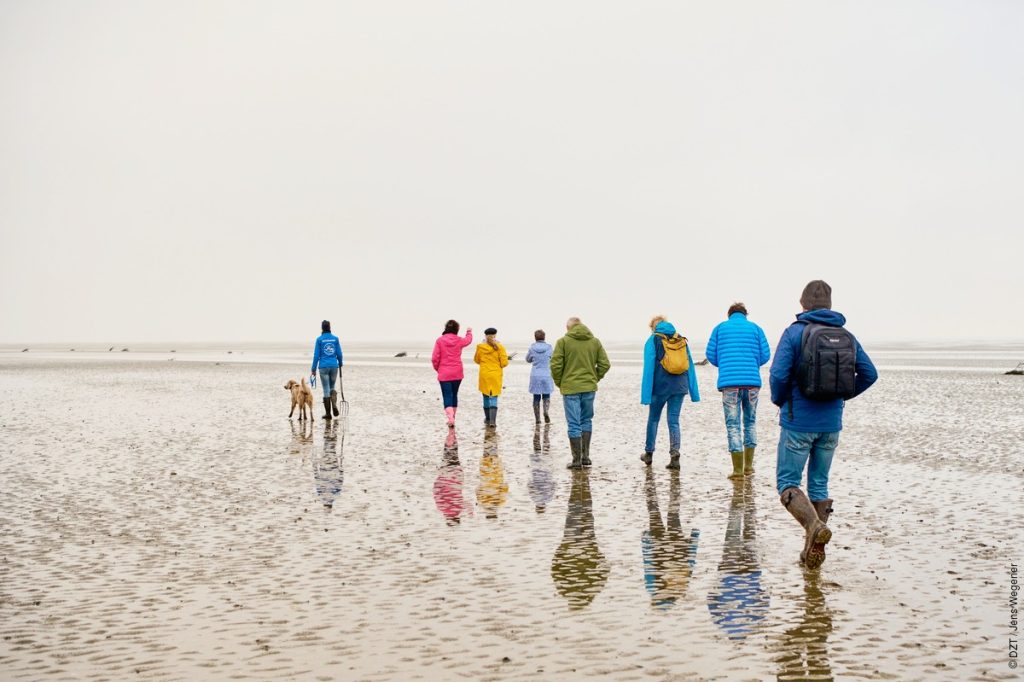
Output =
[
  {"x1": 769, "y1": 280, "x2": 877, "y2": 568},
  {"x1": 705, "y1": 302, "x2": 771, "y2": 479},
  {"x1": 310, "y1": 320, "x2": 343, "y2": 421},
  {"x1": 432, "y1": 320, "x2": 473, "y2": 428},
  {"x1": 550, "y1": 317, "x2": 611, "y2": 469},
  {"x1": 640, "y1": 315, "x2": 700, "y2": 469},
  {"x1": 526, "y1": 329, "x2": 555, "y2": 423},
  {"x1": 474, "y1": 327, "x2": 509, "y2": 428}
]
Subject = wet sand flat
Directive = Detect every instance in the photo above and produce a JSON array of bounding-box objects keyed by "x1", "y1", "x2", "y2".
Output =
[{"x1": 1, "y1": 355, "x2": 1021, "y2": 680}]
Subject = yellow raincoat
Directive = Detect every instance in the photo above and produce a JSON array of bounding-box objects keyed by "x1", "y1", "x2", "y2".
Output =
[{"x1": 474, "y1": 341, "x2": 509, "y2": 396}]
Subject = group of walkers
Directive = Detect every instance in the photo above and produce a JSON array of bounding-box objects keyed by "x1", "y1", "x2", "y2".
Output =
[{"x1": 311, "y1": 279, "x2": 879, "y2": 569}]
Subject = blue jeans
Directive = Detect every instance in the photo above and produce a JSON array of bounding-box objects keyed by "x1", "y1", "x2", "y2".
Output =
[
  {"x1": 532, "y1": 393, "x2": 550, "y2": 405},
  {"x1": 722, "y1": 388, "x2": 759, "y2": 452},
  {"x1": 562, "y1": 392, "x2": 595, "y2": 438},
  {"x1": 645, "y1": 393, "x2": 684, "y2": 453},
  {"x1": 318, "y1": 367, "x2": 338, "y2": 398},
  {"x1": 776, "y1": 428, "x2": 840, "y2": 500},
  {"x1": 482, "y1": 395, "x2": 499, "y2": 409},
  {"x1": 439, "y1": 380, "x2": 462, "y2": 408}
]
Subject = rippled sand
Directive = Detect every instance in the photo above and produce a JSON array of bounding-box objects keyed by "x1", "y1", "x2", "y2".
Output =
[{"x1": 1, "y1": 356, "x2": 1021, "y2": 680}]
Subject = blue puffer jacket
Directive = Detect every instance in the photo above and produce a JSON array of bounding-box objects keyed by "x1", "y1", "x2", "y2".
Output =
[
  {"x1": 706, "y1": 312, "x2": 771, "y2": 389},
  {"x1": 311, "y1": 333, "x2": 343, "y2": 372},
  {"x1": 769, "y1": 309, "x2": 878, "y2": 433},
  {"x1": 641, "y1": 322, "x2": 701, "y2": 405}
]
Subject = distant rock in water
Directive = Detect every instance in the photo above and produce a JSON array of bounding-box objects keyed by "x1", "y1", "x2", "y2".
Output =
[
  {"x1": 121, "y1": 348, "x2": 129, "y2": 352},
  {"x1": 21, "y1": 348, "x2": 28, "y2": 352},
  {"x1": 109, "y1": 347, "x2": 114, "y2": 351},
  {"x1": 696, "y1": 358, "x2": 709, "y2": 366},
  {"x1": 1006, "y1": 362, "x2": 1024, "y2": 376},
  {"x1": 394, "y1": 352, "x2": 408, "y2": 358}
]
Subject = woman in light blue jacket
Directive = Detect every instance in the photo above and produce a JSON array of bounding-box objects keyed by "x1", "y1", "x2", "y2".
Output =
[
  {"x1": 526, "y1": 329, "x2": 554, "y2": 423},
  {"x1": 641, "y1": 316, "x2": 700, "y2": 470},
  {"x1": 705, "y1": 302, "x2": 770, "y2": 479}
]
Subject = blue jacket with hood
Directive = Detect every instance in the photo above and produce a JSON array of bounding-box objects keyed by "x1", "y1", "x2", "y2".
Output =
[
  {"x1": 706, "y1": 312, "x2": 771, "y2": 389},
  {"x1": 641, "y1": 321, "x2": 701, "y2": 405},
  {"x1": 311, "y1": 333, "x2": 343, "y2": 372},
  {"x1": 769, "y1": 309, "x2": 877, "y2": 433}
]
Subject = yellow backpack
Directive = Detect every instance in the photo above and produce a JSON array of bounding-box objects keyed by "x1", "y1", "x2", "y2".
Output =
[{"x1": 657, "y1": 333, "x2": 690, "y2": 375}]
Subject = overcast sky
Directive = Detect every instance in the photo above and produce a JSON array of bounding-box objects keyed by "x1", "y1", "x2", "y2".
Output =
[{"x1": 1, "y1": 1, "x2": 1021, "y2": 345}]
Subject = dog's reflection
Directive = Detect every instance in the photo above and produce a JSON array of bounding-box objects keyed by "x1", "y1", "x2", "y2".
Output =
[
  {"x1": 551, "y1": 469, "x2": 608, "y2": 609},
  {"x1": 433, "y1": 431, "x2": 466, "y2": 526},
  {"x1": 528, "y1": 425, "x2": 555, "y2": 514},
  {"x1": 776, "y1": 571, "x2": 835, "y2": 680},
  {"x1": 289, "y1": 419, "x2": 314, "y2": 456},
  {"x1": 476, "y1": 430, "x2": 508, "y2": 520},
  {"x1": 313, "y1": 420, "x2": 344, "y2": 510},
  {"x1": 707, "y1": 479, "x2": 769, "y2": 638},
  {"x1": 641, "y1": 468, "x2": 699, "y2": 609}
]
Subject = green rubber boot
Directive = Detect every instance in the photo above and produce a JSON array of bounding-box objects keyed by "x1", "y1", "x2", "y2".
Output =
[
  {"x1": 743, "y1": 446, "x2": 756, "y2": 476},
  {"x1": 728, "y1": 451, "x2": 744, "y2": 480}
]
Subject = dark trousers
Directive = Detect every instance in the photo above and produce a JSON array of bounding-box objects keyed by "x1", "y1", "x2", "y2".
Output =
[{"x1": 439, "y1": 380, "x2": 462, "y2": 408}]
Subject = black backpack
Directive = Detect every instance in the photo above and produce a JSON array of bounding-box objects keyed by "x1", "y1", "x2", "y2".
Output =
[{"x1": 795, "y1": 323, "x2": 857, "y2": 401}]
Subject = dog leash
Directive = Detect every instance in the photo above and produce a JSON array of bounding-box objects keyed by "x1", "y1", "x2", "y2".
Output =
[{"x1": 310, "y1": 373, "x2": 316, "y2": 389}]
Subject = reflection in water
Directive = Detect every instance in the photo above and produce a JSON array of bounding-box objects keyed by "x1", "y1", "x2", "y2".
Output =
[
  {"x1": 707, "y1": 479, "x2": 769, "y2": 639},
  {"x1": 476, "y1": 431, "x2": 508, "y2": 519},
  {"x1": 551, "y1": 469, "x2": 609, "y2": 609},
  {"x1": 313, "y1": 420, "x2": 344, "y2": 510},
  {"x1": 641, "y1": 468, "x2": 699, "y2": 609},
  {"x1": 528, "y1": 425, "x2": 555, "y2": 514},
  {"x1": 776, "y1": 572, "x2": 834, "y2": 681},
  {"x1": 433, "y1": 431, "x2": 465, "y2": 526},
  {"x1": 289, "y1": 419, "x2": 314, "y2": 454}
]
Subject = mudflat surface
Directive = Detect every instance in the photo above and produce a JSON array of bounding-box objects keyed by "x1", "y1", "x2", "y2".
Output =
[{"x1": 1, "y1": 355, "x2": 1021, "y2": 680}]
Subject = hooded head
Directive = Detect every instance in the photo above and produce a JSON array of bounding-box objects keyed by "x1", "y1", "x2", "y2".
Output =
[
  {"x1": 800, "y1": 280, "x2": 832, "y2": 311},
  {"x1": 566, "y1": 316, "x2": 582, "y2": 331},
  {"x1": 649, "y1": 315, "x2": 667, "y2": 331},
  {"x1": 321, "y1": 320, "x2": 331, "y2": 333}
]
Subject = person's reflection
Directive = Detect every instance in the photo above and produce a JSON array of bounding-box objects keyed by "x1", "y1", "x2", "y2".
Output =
[
  {"x1": 641, "y1": 468, "x2": 699, "y2": 609},
  {"x1": 776, "y1": 571, "x2": 834, "y2": 680},
  {"x1": 551, "y1": 469, "x2": 609, "y2": 609},
  {"x1": 313, "y1": 419, "x2": 344, "y2": 510},
  {"x1": 528, "y1": 425, "x2": 555, "y2": 514},
  {"x1": 433, "y1": 431, "x2": 465, "y2": 526},
  {"x1": 476, "y1": 430, "x2": 508, "y2": 519},
  {"x1": 707, "y1": 479, "x2": 769, "y2": 639}
]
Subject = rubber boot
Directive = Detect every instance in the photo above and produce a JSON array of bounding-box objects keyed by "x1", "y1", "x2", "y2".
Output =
[
  {"x1": 489, "y1": 407, "x2": 498, "y2": 428},
  {"x1": 666, "y1": 449, "x2": 680, "y2": 470},
  {"x1": 581, "y1": 431, "x2": 592, "y2": 467},
  {"x1": 533, "y1": 402, "x2": 541, "y2": 424},
  {"x1": 322, "y1": 398, "x2": 333, "y2": 421},
  {"x1": 728, "y1": 451, "x2": 745, "y2": 480},
  {"x1": 743, "y1": 446, "x2": 755, "y2": 476},
  {"x1": 543, "y1": 397, "x2": 551, "y2": 423},
  {"x1": 330, "y1": 389, "x2": 340, "y2": 417},
  {"x1": 567, "y1": 437, "x2": 583, "y2": 469},
  {"x1": 444, "y1": 407, "x2": 455, "y2": 428},
  {"x1": 780, "y1": 487, "x2": 832, "y2": 569},
  {"x1": 812, "y1": 498, "x2": 833, "y2": 526},
  {"x1": 483, "y1": 406, "x2": 489, "y2": 424},
  {"x1": 640, "y1": 451, "x2": 653, "y2": 466}
]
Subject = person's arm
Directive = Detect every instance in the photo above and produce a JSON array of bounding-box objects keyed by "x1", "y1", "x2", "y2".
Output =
[
  {"x1": 595, "y1": 341, "x2": 611, "y2": 382},
  {"x1": 686, "y1": 345, "x2": 701, "y2": 402},
  {"x1": 769, "y1": 327, "x2": 798, "y2": 407},
  {"x1": 461, "y1": 329, "x2": 473, "y2": 347},
  {"x1": 705, "y1": 326, "x2": 719, "y2": 367},
  {"x1": 337, "y1": 338, "x2": 344, "y2": 367},
  {"x1": 550, "y1": 339, "x2": 564, "y2": 388},
  {"x1": 311, "y1": 338, "x2": 321, "y2": 374},
  {"x1": 499, "y1": 344, "x2": 509, "y2": 368},
  {"x1": 432, "y1": 339, "x2": 441, "y2": 371},
  {"x1": 852, "y1": 340, "x2": 878, "y2": 398},
  {"x1": 473, "y1": 346, "x2": 482, "y2": 365},
  {"x1": 758, "y1": 326, "x2": 771, "y2": 366},
  {"x1": 640, "y1": 335, "x2": 655, "y2": 405},
  {"x1": 526, "y1": 347, "x2": 535, "y2": 364}
]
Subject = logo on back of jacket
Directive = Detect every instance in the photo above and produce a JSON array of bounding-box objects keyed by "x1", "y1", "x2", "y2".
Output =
[{"x1": 323, "y1": 343, "x2": 336, "y2": 356}]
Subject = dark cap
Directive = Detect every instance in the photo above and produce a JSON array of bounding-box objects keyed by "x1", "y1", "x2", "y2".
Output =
[
  {"x1": 800, "y1": 280, "x2": 832, "y2": 310},
  {"x1": 484, "y1": 327, "x2": 497, "y2": 335}
]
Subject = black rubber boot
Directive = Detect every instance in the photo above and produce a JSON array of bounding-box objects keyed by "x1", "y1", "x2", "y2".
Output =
[
  {"x1": 581, "y1": 431, "x2": 592, "y2": 467},
  {"x1": 533, "y1": 402, "x2": 541, "y2": 423},
  {"x1": 666, "y1": 449, "x2": 681, "y2": 470},
  {"x1": 567, "y1": 437, "x2": 583, "y2": 469},
  {"x1": 330, "y1": 389, "x2": 340, "y2": 417},
  {"x1": 322, "y1": 398, "x2": 333, "y2": 421},
  {"x1": 812, "y1": 498, "x2": 833, "y2": 525},
  {"x1": 489, "y1": 407, "x2": 498, "y2": 428},
  {"x1": 543, "y1": 397, "x2": 551, "y2": 423},
  {"x1": 640, "y1": 451, "x2": 653, "y2": 465}
]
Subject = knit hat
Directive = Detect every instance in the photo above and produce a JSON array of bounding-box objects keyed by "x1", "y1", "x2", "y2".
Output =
[
  {"x1": 800, "y1": 280, "x2": 832, "y2": 310},
  {"x1": 321, "y1": 320, "x2": 331, "y2": 333}
]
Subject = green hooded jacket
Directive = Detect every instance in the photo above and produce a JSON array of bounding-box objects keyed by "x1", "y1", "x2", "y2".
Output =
[{"x1": 550, "y1": 323, "x2": 611, "y2": 395}]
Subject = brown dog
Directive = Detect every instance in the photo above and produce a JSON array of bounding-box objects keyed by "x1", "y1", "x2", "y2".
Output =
[{"x1": 285, "y1": 378, "x2": 315, "y2": 420}]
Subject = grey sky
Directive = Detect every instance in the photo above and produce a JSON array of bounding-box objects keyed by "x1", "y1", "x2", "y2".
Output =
[{"x1": 2, "y1": 1, "x2": 1021, "y2": 345}]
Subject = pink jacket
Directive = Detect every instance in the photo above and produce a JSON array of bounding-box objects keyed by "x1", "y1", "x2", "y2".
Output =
[{"x1": 432, "y1": 331, "x2": 473, "y2": 381}]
